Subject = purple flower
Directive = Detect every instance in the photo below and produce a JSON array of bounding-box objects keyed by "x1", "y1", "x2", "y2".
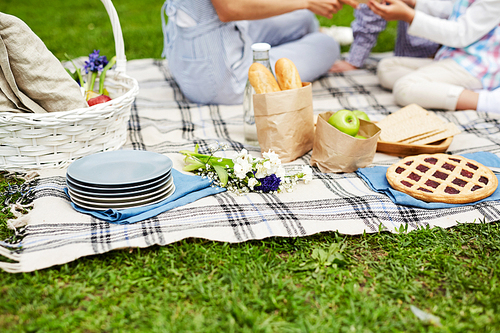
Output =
[
  {"x1": 84, "y1": 50, "x2": 109, "y2": 74},
  {"x1": 254, "y1": 174, "x2": 281, "y2": 193}
]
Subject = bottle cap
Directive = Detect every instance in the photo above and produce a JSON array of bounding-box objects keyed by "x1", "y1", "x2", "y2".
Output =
[{"x1": 251, "y1": 43, "x2": 271, "y2": 52}]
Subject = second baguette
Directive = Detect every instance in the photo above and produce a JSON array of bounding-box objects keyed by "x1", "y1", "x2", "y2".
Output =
[
  {"x1": 248, "y1": 63, "x2": 281, "y2": 94},
  {"x1": 275, "y1": 58, "x2": 302, "y2": 90}
]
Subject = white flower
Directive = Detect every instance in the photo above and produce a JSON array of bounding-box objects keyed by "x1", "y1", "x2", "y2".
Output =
[
  {"x1": 208, "y1": 142, "x2": 219, "y2": 153},
  {"x1": 275, "y1": 166, "x2": 286, "y2": 179},
  {"x1": 263, "y1": 160, "x2": 271, "y2": 172},
  {"x1": 263, "y1": 150, "x2": 281, "y2": 166},
  {"x1": 234, "y1": 162, "x2": 251, "y2": 179},
  {"x1": 279, "y1": 181, "x2": 296, "y2": 193},
  {"x1": 263, "y1": 150, "x2": 281, "y2": 173},
  {"x1": 233, "y1": 149, "x2": 250, "y2": 163},
  {"x1": 254, "y1": 163, "x2": 268, "y2": 179},
  {"x1": 301, "y1": 165, "x2": 313, "y2": 183},
  {"x1": 248, "y1": 178, "x2": 258, "y2": 190},
  {"x1": 232, "y1": 149, "x2": 253, "y2": 179}
]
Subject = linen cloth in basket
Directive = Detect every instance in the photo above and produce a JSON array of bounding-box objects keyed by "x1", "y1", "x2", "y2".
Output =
[{"x1": 0, "y1": 12, "x2": 87, "y2": 113}]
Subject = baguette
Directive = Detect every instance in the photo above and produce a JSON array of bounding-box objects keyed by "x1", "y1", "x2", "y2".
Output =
[
  {"x1": 248, "y1": 63, "x2": 281, "y2": 94},
  {"x1": 275, "y1": 58, "x2": 302, "y2": 90}
]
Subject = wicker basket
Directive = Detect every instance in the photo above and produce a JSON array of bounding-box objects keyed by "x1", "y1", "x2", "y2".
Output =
[{"x1": 0, "y1": 0, "x2": 139, "y2": 171}]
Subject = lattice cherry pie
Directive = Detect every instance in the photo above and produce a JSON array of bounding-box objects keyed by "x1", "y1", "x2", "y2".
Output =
[{"x1": 386, "y1": 154, "x2": 498, "y2": 204}]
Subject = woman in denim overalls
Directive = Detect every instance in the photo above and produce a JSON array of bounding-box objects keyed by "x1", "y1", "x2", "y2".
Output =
[{"x1": 162, "y1": 0, "x2": 348, "y2": 105}]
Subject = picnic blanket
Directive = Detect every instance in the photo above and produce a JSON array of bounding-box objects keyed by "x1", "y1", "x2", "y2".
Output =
[{"x1": 2, "y1": 56, "x2": 500, "y2": 273}]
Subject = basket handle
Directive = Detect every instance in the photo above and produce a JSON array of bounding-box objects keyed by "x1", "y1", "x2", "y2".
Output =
[{"x1": 100, "y1": 0, "x2": 126, "y2": 73}]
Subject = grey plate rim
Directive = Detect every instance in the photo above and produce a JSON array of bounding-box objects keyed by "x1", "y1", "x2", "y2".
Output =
[
  {"x1": 66, "y1": 169, "x2": 171, "y2": 190},
  {"x1": 66, "y1": 174, "x2": 172, "y2": 198},
  {"x1": 70, "y1": 184, "x2": 176, "y2": 210},
  {"x1": 67, "y1": 150, "x2": 173, "y2": 186},
  {"x1": 66, "y1": 170, "x2": 171, "y2": 193},
  {"x1": 68, "y1": 178, "x2": 174, "y2": 203}
]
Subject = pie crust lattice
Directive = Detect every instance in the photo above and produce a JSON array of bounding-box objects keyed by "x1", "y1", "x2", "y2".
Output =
[{"x1": 386, "y1": 154, "x2": 498, "y2": 204}]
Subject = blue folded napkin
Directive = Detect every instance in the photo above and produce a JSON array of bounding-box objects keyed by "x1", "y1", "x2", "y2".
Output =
[
  {"x1": 356, "y1": 152, "x2": 500, "y2": 209},
  {"x1": 66, "y1": 169, "x2": 226, "y2": 224}
]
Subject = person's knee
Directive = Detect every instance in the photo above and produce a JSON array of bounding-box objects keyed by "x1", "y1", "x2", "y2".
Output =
[
  {"x1": 320, "y1": 34, "x2": 340, "y2": 59},
  {"x1": 392, "y1": 76, "x2": 418, "y2": 106},
  {"x1": 377, "y1": 58, "x2": 397, "y2": 90},
  {"x1": 292, "y1": 9, "x2": 318, "y2": 33}
]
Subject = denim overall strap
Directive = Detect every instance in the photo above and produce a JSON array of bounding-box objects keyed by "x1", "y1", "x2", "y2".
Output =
[
  {"x1": 162, "y1": 0, "x2": 234, "y2": 58},
  {"x1": 161, "y1": 0, "x2": 178, "y2": 58}
]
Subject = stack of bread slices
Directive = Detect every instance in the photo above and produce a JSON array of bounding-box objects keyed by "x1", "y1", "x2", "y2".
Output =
[{"x1": 377, "y1": 104, "x2": 461, "y2": 145}]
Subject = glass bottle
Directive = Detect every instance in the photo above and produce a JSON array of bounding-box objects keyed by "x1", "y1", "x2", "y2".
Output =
[{"x1": 243, "y1": 43, "x2": 273, "y2": 146}]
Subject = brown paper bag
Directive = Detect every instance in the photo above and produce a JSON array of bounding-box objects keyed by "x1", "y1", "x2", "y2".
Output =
[
  {"x1": 253, "y1": 82, "x2": 314, "y2": 163},
  {"x1": 310, "y1": 111, "x2": 381, "y2": 173}
]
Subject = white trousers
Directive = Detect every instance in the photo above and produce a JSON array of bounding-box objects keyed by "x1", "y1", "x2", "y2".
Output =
[{"x1": 377, "y1": 57, "x2": 483, "y2": 110}]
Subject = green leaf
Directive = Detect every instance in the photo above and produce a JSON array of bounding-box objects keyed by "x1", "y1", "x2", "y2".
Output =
[
  {"x1": 183, "y1": 161, "x2": 206, "y2": 172},
  {"x1": 181, "y1": 153, "x2": 234, "y2": 168},
  {"x1": 209, "y1": 158, "x2": 234, "y2": 168},
  {"x1": 65, "y1": 68, "x2": 76, "y2": 79},
  {"x1": 99, "y1": 56, "x2": 117, "y2": 95},
  {"x1": 64, "y1": 53, "x2": 84, "y2": 87},
  {"x1": 89, "y1": 71, "x2": 98, "y2": 92},
  {"x1": 291, "y1": 262, "x2": 318, "y2": 272},
  {"x1": 179, "y1": 149, "x2": 197, "y2": 156},
  {"x1": 213, "y1": 165, "x2": 228, "y2": 186}
]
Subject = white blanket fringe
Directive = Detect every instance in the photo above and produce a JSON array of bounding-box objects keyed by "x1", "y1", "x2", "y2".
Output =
[
  {"x1": 0, "y1": 246, "x2": 20, "y2": 260},
  {"x1": 5, "y1": 202, "x2": 34, "y2": 229},
  {"x1": 4, "y1": 171, "x2": 39, "y2": 182}
]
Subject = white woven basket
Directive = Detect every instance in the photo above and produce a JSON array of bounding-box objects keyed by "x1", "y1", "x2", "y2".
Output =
[{"x1": 0, "y1": 0, "x2": 139, "y2": 171}]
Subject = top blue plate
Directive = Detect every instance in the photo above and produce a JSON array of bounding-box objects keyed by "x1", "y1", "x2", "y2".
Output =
[{"x1": 67, "y1": 150, "x2": 173, "y2": 187}]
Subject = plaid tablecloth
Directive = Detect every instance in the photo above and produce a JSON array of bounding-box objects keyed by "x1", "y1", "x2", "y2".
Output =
[{"x1": 2, "y1": 57, "x2": 500, "y2": 273}]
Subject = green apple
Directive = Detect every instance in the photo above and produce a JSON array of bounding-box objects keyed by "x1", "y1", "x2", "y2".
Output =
[
  {"x1": 353, "y1": 110, "x2": 370, "y2": 122},
  {"x1": 327, "y1": 110, "x2": 360, "y2": 136},
  {"x1": 355, "y1": 134, "x2": 366, "y2": 139}
]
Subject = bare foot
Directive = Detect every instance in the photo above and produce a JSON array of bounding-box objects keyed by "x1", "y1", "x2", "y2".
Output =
[{"x1": 329, "y1": 60, "x2": 358, "y2": 73}]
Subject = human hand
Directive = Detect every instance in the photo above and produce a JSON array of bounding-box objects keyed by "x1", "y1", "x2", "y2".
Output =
[
  {"x1": 329, "y1": 60, "x2": 359, "y2": 72},
  {"x1": 306, "y1": 0, "x2": 357, "y2": 18},
  {"x1": 368, "y1": 0, "x2": 415, "y2": 23}
]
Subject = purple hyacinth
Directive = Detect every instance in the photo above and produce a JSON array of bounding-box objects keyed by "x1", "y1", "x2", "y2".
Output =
[
  {"x1": 254, "y1": 174, "x2": 281, "y2": 193},
  {"x1": 84, "y1": 50, "x2": 108, "y2": 74}
]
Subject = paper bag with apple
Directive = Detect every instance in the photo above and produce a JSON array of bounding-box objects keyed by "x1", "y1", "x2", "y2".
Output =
[
  {"x1": 310, "y1": 109, "x2": 381, "y2": 173},
  {"x1": 250, "y1": 58, "x2": 314, "y2": 163}
]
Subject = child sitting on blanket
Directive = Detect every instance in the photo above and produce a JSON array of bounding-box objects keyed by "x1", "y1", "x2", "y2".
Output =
[
  {"x1": 368, "y1": 0, "x2": 500, "y2": 113},
  {"x1": 329, "y1": 1, "x2": 443, "y2": 73}
]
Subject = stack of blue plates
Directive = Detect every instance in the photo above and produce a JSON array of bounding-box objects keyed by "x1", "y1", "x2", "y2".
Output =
[{"x1": 66, "y1": 150, "x2": 174, "y2": 210}]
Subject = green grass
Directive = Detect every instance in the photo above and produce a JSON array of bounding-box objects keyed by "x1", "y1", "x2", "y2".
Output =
[
  {"x1": 0, "y1": 1, "x2": 396, "y2": 60},
  {"x1": 1, "y1": 223, "x2": 499, "y2": 332},
  {"x1": 1, "y1": 1, "x2": 498, "y2": 332},
  {"x1": 0, "y1": 0, "x2": 165, "y2": 60}
]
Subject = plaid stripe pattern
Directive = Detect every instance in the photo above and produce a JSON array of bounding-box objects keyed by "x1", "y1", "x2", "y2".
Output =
[
  {"x1": 435, "y1": 0, "x2": 500, "y2": 89},
  {"x1": 2, "y1": 57, "x2": 500, "y2": 273}
]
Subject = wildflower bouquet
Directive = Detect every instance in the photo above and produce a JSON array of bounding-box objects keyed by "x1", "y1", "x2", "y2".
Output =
[
  {"x1": 180, "y1": 143, "x2": 312, "y2": 194},
  {"x1": 66, "y1": 50, "x2": 116, "y2": 106}
]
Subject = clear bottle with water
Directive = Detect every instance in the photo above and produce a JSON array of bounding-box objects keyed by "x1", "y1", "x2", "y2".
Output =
[{"x1": 243, "y1": 43, "x2": 273, "y2": 146}]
